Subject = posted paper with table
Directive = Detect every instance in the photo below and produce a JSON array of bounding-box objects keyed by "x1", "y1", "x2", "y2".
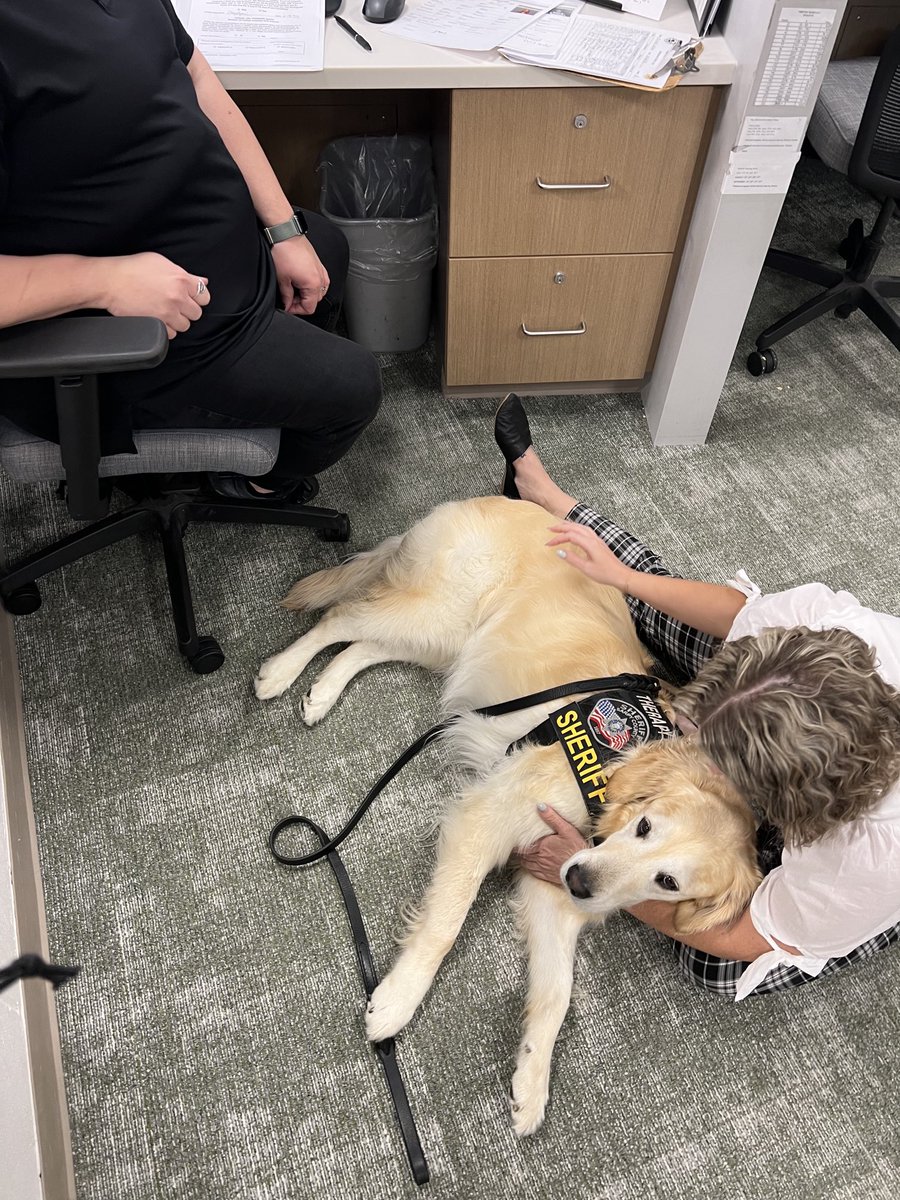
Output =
[
  {"x1": 172, "y1": 0, "x2": 324, "y2": 70},
  {"x1": 380, "y1": 0, "x2": 557, "y2": 52},
  {"x1": 754, "y1": 7, "x2": 836, "y2": 109}
]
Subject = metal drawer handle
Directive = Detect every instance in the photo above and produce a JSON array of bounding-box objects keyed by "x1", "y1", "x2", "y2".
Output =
[
  {"x1": 535, "y1": 175, "x2": 612, "y2": 191},
  {"x1": 521, "y1": 321, "x2": 587, "y2": 337}
]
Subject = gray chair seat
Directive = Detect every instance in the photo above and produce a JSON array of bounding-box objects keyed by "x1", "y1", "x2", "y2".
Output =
[
  {"x1": 0, "y1": 417, "x2": 280, "y2": 482},
  {"x1": 808, "y1": 57, "x2": 878, "y2": 174}
]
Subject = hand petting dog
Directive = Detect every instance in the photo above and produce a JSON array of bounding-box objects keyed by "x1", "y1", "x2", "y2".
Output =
[{"x1": 514, "y1": 804, "x2": 589, "y2": 886}]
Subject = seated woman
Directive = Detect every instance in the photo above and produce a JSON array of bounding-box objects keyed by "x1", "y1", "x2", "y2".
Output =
[
  {"x1": 0, "y1": 0, "x2": 381, "y2": 502},
  {"x1": 494, "y1": 394, "x2": 900, "y2": 1000}
]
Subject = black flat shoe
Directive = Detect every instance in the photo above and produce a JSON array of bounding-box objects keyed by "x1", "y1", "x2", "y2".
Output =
[
  {"x1": 205, "y1": 473, "x2": 320, "y2": 505},
  {"x1": 494, "y1": 393, "x2": 532, "y2": 499}
]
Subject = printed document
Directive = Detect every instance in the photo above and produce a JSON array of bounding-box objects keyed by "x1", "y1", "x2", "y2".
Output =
[
  {"x1": 502, "y1": 2, "x2": 584, "y2": 59},
  {"x1": 172, "y1": 0, "x2": 325, "y2": 71},
  {"x1": 380, "y1": 0, "x2": 557, "y2": 53},
  {"x1": 754, "y1": 7, "x2": 836, "y2": 108},
  {"x1": 620, "y1": 0, "x2": 667, "y2": 19}
]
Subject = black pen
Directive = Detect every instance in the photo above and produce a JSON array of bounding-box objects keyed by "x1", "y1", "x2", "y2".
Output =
[
  {"x1": 583, "y1": 0, "x2": 624, "y2": 11},
  {"x1": 334, "y1": 14, "x2": 373, "y2": 51}
]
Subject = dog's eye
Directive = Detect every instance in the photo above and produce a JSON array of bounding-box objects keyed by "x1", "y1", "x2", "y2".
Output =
[
  {"x1": 636, "y1": 817, "x2": 651, "y2": 838},
  {"x1": 655, "y1": 873, "x2": 680, "y2": 892}
]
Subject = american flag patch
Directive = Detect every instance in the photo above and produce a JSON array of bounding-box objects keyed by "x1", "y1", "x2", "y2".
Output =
[{"x1": 589, "y1": 698, "x2": 631, "y2": 751}]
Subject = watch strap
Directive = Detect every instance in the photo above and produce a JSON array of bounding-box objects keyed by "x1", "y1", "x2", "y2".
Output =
[{"x1": 263, "y1": 212, "x2": 308, "y2": 245}]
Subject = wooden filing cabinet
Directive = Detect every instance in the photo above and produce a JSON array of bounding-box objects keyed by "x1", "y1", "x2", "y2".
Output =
[{"x1": 438, "y1": 86, "x2": 719, "y2": 393}]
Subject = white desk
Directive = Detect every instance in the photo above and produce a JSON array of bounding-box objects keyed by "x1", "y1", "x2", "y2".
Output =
[{"x1": 217, "y1": 1, "x2": 737, "y2": 91}]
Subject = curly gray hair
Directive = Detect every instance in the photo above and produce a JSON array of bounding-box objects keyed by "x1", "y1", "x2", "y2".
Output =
[{"x1": 676, "y1": 625, "x2": 900, "y2": 847}]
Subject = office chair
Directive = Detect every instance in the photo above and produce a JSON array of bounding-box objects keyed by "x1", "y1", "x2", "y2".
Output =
[
  {"x1": 0, "y1": 315, "x2": 350, "y2": 674},
  {"x1": 747, "y1": 25, "x2": 900, "y2": 377}
]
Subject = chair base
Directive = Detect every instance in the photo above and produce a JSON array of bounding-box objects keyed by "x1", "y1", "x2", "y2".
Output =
[
  {"x1": 0, "y1": 483, "x2": 350, "y2": 674},
  {"x1": 750, "y1": 200, "x2": 900, "y2": 374}
]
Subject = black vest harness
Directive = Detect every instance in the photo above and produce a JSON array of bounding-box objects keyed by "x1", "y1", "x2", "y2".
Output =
[{"x1": 514, "y1": 674, "x2": 680, "y2": 817}]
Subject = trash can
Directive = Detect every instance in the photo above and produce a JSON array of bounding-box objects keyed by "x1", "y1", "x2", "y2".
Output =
[{"x1": 317, "y1": 135, "x2": 438, "y2": 353}]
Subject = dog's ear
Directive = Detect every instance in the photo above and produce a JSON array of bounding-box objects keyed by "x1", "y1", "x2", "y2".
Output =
[
  {"x1": 595, "y1": 746, "x2": 665, "y2": 837},
  {"x1": 672, "y1": 857, "x2": 763, "y2": 934}
]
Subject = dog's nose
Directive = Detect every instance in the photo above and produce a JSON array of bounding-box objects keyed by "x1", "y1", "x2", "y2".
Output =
[{"x1": 565, "y1": 863, "x2": 592, "y2": 900}]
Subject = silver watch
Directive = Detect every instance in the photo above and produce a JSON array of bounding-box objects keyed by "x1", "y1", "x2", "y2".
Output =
[{"x1": 263, "y1": 212, "x2": 309, "y2": 246}]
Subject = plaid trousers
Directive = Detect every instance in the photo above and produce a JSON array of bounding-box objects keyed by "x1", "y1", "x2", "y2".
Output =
[{"x1": 568, "y1": 502, "x2": 900, "y2": 998}]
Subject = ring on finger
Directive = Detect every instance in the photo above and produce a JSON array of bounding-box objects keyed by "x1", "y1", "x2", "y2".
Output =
[{"x1": 196, "y1": 280, "x2": 206, "y2": 297}]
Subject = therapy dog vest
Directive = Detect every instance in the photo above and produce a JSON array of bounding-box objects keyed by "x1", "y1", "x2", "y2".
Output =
[{"x1": 521, "y1": 674, "x2": 680, "y2": 817}]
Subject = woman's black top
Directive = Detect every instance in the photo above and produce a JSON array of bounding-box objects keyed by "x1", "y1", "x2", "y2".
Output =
[{"x1": 0, "y1": 0, "x2": 276, "y2": 451}]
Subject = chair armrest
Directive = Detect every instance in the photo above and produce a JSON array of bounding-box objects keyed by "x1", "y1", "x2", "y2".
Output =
[
  {"x1": 0, "y1": 315, "x2": 168, "y2": 521},
  {"x1": 0, "y1": 315, "x2": 168, "y2": 378}
]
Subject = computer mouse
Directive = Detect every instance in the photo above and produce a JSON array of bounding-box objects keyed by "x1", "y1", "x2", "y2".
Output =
[{"x1": 362, "y1": 0, "x2": 405, "y2": 23}]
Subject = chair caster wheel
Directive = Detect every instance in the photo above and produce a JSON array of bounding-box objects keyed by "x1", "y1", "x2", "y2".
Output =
[
  {"x1": 188, "y1": 635, "x2": 225, "y2": 675},
  {"x1": 834, "y1": 303, "x2": 856, "y2": 319},
  {"x1": 3, "y1": 582, "x2": 42, "y2": 615},
  {"x1": 319, "y1": 515, "x2": 351, "y2": 543},
  {"x1": 747, "y1": 348, "x2": 778, "y2": 376}
]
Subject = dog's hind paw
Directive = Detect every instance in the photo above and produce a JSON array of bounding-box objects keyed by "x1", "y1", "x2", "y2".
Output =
[
  {"x1": 254, "y1": 655, "x2": 298, "y2": 701},
  {"x1": 509, "y1": 1093, "x2": 547, "y2": 1138},
  {"x1": 510, "y1": 1064, "x2": 549, "y2": 1137},
  {"x1": 300, "y1": 688, "x2": 331, "y2": 726}
]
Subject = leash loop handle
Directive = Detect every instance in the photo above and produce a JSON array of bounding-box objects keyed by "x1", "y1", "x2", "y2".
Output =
[{"x1": 268, "y1": 722, "x2": 448, "y2": 867}]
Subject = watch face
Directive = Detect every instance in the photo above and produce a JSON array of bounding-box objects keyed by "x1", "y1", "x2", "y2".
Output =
[{"x1": 293, "y1": 211, "x2": 309, "y2": 236}]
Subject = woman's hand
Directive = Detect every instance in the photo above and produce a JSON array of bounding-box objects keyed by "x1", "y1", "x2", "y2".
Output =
[
  {"x1": 271, "y1": 237, "x2": 330, "y2": 316},
  {"x1": 513, "y1": 804, "x2": 590, "y2": 887},
  {"x1": 103, "y1": 252, "x2": 210, "y2": 339},
  {"x1": 546, "y1": 521, "x2": 635, "y2": 592}
]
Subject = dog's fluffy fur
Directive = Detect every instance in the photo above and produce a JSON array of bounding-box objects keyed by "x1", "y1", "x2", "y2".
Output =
[{"x1": 256, "y1": 498, "x2": 761, "y2": 1135}]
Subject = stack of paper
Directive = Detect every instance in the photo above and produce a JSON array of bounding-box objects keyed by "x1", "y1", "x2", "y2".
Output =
[
  {"x1": 379, "y1": 0, "x2": 559, "y2": 53},
  {"x1": 500, "y1": 13, "x2": 699, "y2": 90}
]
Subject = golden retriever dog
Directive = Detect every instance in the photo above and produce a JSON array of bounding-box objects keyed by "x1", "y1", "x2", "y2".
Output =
[{"x1": 255, "y1": 497, "x2": 761, "y2": 1136}]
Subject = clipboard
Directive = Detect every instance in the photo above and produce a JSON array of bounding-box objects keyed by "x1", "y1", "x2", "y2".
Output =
[{"x1": 550, "y1": 39, "x2": 703, "y2": 92}]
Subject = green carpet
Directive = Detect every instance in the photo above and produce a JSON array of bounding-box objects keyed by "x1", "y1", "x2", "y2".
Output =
[{"x1": 3, "y1": 154, "x2": 900, "y2": 1200}]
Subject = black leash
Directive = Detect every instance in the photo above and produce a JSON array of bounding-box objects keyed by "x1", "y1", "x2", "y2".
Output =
[
  {"x1": 268, "y1": 673, "x2": 656, "y2": 867},
  {"x1": 267, "y1": 672, "x2": 657, "y2": 1187},
  {"x1": 294, "y1": 816, "x2": 430, "y2": 1185},
  {"x1": 0, "y1": 953, "x2": 80, "y2": 994}
]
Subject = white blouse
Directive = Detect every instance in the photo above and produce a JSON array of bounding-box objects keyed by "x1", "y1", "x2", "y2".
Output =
[{"x1": 723, "y1": 576, "x2": 900, "y2": 1001}]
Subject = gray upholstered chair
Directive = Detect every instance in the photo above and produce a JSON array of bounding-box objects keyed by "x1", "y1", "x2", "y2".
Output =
[
  {"x1": 0, "y1": 315, "x2": 349, "y2": 674},
  {"x1": 748, "y1": 25, "x2": 900, "y2": 375}
]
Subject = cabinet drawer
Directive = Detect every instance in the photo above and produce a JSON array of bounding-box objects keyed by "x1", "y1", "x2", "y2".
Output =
[
  {"x1": 444, "y1": 254, "x2": 671, "y2": 386},
  {"x1": 448, "y1": 87, "x2": 716, "y2": 259}
]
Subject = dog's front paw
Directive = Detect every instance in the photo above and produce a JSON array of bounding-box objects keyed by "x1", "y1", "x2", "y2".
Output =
[
  {"x1": 510, "y1": 1055, "x2": 550, "y2": 1137},
  {"x1": 365, "y1": 971, "x2": 425, "y2": 1042},
  {"x1": 254, "y1": 653, "x2": 299, "y2": 701}
]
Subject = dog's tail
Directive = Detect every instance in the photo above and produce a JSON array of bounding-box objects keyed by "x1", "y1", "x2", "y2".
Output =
[{"x1": 282, "y1": 535, "x2": 403, "y2": 611}]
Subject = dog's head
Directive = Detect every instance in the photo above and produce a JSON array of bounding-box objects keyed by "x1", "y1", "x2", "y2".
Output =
[{"x1": 561, "y1": 738, "x2": 762, "y2": 932}]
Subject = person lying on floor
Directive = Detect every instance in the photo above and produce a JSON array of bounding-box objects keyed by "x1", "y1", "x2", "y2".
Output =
[
  {"x1": 493, "y1": 394, "x2": 900, "y2": 1001},
  {"x1": 0, "y1": 0, "x2": 381, "y2": 503}
]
